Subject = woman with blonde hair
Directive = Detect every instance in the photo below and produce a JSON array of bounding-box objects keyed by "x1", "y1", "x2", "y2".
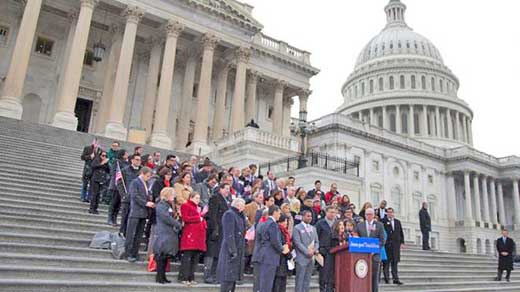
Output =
[
  {"x1": 280, "y1": 203, "x2": 295, "y2": 234},
  {"x1": 174, "y1": 172, "x2": 193, "y2": 206},
  {"x1": 153, "y1": 187, "x2": 182, "y2": 284}
]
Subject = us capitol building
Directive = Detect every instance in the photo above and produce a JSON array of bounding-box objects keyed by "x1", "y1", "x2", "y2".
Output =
[{"x1": 0, "y1": 0, "x2": 519, "y2": 254}]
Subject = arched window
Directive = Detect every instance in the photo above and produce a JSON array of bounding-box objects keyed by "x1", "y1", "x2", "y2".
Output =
[
  {"x1": 421, "y1": 76, "x2": 426, "y2": 90},
  {"x1": 427, "y1": 194, "x2": 437, "y2": 220},
  {"x1": 431, "y1": 77, "x2": 436, "y2": 91},
  {"x1": 361, "y1": 82, "x2": 365, "y2": 96},
  {"x1": 354, "y1": 85, "x2": 358, "y2": 98},
  {"x1": 391, "y1": 186, "x2": 402, "y2": 214},
  {"x1": 369, "y1": 80, "x2": 374, "y2": 94},
  {"x1": 379, "y1": 77, "x2": 384, "y2": 91},
  {"x1": 400, "y1": 75, "x2": 405, "y2": 89},
  {"x1": 411, "y1": 75, "x2": 416, "y2": 89},
  {"x1": 439, "y1": 79, "x2": 444, "y2": 92},
  {"x1": 370, "y1": 184, "x2": 383, "y2": 206},
  {"x1": 389, "y1": 76, "x2": 395, "y2": 90},
  {"x1": 390, "y1": 113, "x2": 396, "y2": 132}
]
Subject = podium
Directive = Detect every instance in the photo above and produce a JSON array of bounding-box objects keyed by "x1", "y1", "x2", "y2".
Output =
[{"x1": 331, "y1": 237, "x2": 379, "y2": 292}]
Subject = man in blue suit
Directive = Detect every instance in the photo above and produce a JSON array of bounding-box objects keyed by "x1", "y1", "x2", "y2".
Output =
[{"x1": 252, "y1": 205, "x2": 289, "y2": 292}]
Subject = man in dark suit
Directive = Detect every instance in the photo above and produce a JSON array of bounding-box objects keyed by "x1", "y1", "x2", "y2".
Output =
[
  {"x1": 80, "y1": 139, "x2": 100, "y2": 202},
  {"x1": 419, "y1": 202, "x2": 431, "y2": 250},
  {"x1": 382, "y1": 207, "x2": 404, "y2": 285},
  {"x1": 262, "y1": 170, "x2": 278, "y2": 197},
  {"x1": 316, "y1": 206, "x2": 338, "y2": 292},
  {"x1": 204, "y1": 183, "x2": 231, "y2": 284},
  {"x1": 292, "y1": 210, "x2": 319, "y2": 292},
  {"x1": 355, "y1": 208, "x2": 386, "y2": 292},
  {"x1": 495, "y1": 228, "x2": 516, "y2": 282},
  {"x1": 375, "y1": 200, "x2": 388, "y2": 221},
  {"x1": 306, "y1": 180, "x2": 323, "y2": 200},
  {"x1": 252, "y1": 205, "x2": 289, "y2": 292},
  {"x1": 124, "y1": 167, "x2": 154, "y2": 262},
  {"x1": 118, "y1": 154, "x2": 141, "y2": 236}
]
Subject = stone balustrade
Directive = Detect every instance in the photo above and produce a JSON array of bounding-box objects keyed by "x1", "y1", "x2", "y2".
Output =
[
  {"x1": 216, "y1": 127, "x2": 299, "y2": 152},
  {"x1": 253, "y1": 33, "x2": 311, "y2": 65}
]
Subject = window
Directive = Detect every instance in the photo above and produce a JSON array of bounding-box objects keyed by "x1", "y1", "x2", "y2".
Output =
[
  {"x1": 379, "y1": 77, "x2": 384, "y2": 91},
  {"x1": 389, "y1": 76, "x2": 394, "y2": 90},
  {"x1": 414, "y1": 113, "x2": 420, "y2": 134},
  {"x1": 372, "y1": 160, "x2": 380, "y2": 172},
  {"x1": 414, "y1": 171, "x2": 420, "y2": 181},
  {"x1": 421, "y1": 76, "x2": 426, "y2": 90},
  {"x1": 391, "y1": 186, "x2": 402, "y2": 214},
  {"x1": 431, "y1": 77, "x2": 436, "y2": 91},
  {"x1": 354, "y1": 85, "x2": 358, "y2": 98},
  {"x1": 401, "y1": 113, "x2": 408, "y2": 133},
  {"x1": 390, "y1": 113, "x2": 396, "y2": 132},
  {"x1": 370, "y1": 184, "x2": 382, "y2": 206},
  {"x1": 411, "y1": 75, "x2": 416, "y2": 89},
  {"x1": 0, "y1": 25, "x2": 8, "y2": 46},
  {"x1": 393, "y1": 167, "x2": 400, "y2": 177},
  {"x1": 361, "y1": 82, "x2": 365, "y2": 96},
  {"x1": 192, "y1": 83, "x2": 199, "y2": 98},
  {"x1": 439, "y1": 79, "x2": 444, "y2": 92},
  {"x1": 400, "y1": 75, "x2": 405, "y2": 89},
  {"x1": 267, "y1": 105, "x2": 274, "y2": 120},
  {"x1": 427, "y1": 194, "x2": 437, "y2": 220},
  {"x1": 83, "y1": 50, "x2": 94, "y2": 66},
  {"x1": 35, "y1": 36, "x2": 54, "y2": 56},
  {"x1": 369, "y1": 80, "x2": 374, "y2": 94},
  {"x1": 428, "y1": 175, "x2": 434, "y2": 184}
]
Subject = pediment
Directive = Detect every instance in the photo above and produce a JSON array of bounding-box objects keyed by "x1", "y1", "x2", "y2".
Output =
[{"x1": 187, "y1": 0, "x2": 263, "y2": 32}]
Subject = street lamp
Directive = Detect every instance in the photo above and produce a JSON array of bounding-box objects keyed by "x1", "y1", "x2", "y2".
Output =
[{"x1": 290, "y1": 109, "x2": 315, "y2": 168}]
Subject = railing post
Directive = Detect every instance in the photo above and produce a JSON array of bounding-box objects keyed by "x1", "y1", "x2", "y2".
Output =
[{"x1": 325, "y1": 154, "x2": 328, "y2": 169}]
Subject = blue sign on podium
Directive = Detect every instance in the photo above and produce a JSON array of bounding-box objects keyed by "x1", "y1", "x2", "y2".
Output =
[{"x1": 348, "y1": 237, "x2": 380, "y2": 254}]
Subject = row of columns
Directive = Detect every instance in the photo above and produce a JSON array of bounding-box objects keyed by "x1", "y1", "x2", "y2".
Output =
[
  {"x1": 461, "y1": 172, "x2": 520, "y2": 227},
  {"x1": 0, "y1": 0, "x2": 308, "y2": 152},
  {"x1": 354, "y1": 104, "x2": 473, "y2": 144}
]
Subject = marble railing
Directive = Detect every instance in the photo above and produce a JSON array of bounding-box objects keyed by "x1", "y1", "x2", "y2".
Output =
[
  {"x1": 216, "y1": 127, "x2": 299, "y2": 152},
  {"x1": 253, "y1": 33, "x2": 311, "y2": 65}
]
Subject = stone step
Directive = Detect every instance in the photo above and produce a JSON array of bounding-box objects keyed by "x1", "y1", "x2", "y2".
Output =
[
  {"x1": 0, "y1": 196, "x2": 109, "y2": 217},
  {"x1": 0, "y1": 209, "x2": 114, "y2": 228},
  {"x1": 0, "y1": 223, "x2": 101, "y2": 241},
  {"x1": 0, "y1": 176, "x2": 82, "y2": 192},
  {"x1": 0, "y1": 203, "x2": 108, "y2": 224},
  {"x1": 1, "y1": 172, "x2": 82, "y2": 188},
  {"x1": 0, "y1": 213, "x2": 116, "y2": 233},
  {"x1": 0, "y1": 189, "x2": 109, "y2": 211},
  {"x1": 379, "y1": 280, "x2": 520, "y2": 291},
  {"x1": 0, "y1": 180, "x2": 84, "y2": 196},
  {"x1": 0, "y1": 232, "x2": 92, "y2": 248},
  {"x1": 0, "y1": 156, "x2": 84, "y2": 173},
  {"x1": 0, "y1": 163, "x2": 82, "y2": 181},
  {"x1": 0, "y1": 242, "x2": 127, "y2": 259}
]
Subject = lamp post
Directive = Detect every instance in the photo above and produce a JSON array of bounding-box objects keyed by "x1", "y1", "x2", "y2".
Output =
[{"x1": 290, "y1": 108, "x2": 315, "y2": 169}]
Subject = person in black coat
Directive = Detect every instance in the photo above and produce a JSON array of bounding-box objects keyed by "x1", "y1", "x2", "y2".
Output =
[
  {"x1": 273, "y1": 214, "x2": 293, "y2": 292},
  {"x1": 316, "y1": 206, "x2": 338, "y2": 292},
  {"x1": 147, "y1": 166, "x2": 173, "y2": 257},
  {"x1": 217, "y1": 198, "x2": 247, "y2": 292},
  {"x1": 107, "y1": 149, "x2": 128, "y2": 226},
  {"x1": 89, "y1": 151, "x2": 110, "y2": 214},
  {"x1": 118, "y1": 154, "x2": 142, "y2": 236},
  {"x1": 495, "y1": 229, "x2": 516, "y2": 282},
  {"x1": 419, "y1": 202, "x2": 431, "y2": 250},
  {"x1": 381, "y1": 208, "x2": 404, "y2": 285},
  {"x1": 125, "y1": 167, "x2": 155, "y2": 262},
  {"x1": 80, "y1": 140, "x2": 100, "y2": 202},
  {"x1": 203, "y1": 183, "x2": 231, "y2": 284}
]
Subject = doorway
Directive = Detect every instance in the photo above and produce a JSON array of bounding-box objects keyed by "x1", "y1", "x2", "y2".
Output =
[{"x1": 74, "y1": 98, "x2": 93, "y2": 133}]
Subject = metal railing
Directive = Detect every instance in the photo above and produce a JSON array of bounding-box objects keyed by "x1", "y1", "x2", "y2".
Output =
[{"x1": 258, "y1": 152, "x2": 360, "y2": 177}]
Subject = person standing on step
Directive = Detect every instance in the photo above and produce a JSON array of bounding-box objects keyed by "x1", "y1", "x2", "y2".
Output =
[
  {"x1": 147, "y1": 166, "x2": 173, "y2": 258},
  {"x1": 419, "y1": 202, "x2": 431, "y2": 250},
  {"x1": 381, "y1": 207, "x2": 404, "y2": 285},
  {"x1": 125, "y1": 167, "x2": 155, "y2": 262},
  {"x1": 292, "y1": 210, "x2": 319, "y2": 292},
  {"x1": 316, "y1": 206, "x2": 338, "y2": 292},
  {"x1": 80, "y1": 138, "x2": 100, "y2": 202},
  {"x1": 118, "y1": 154, "x2": 142, "y2": 236},
  {"x1": 107, "y1": 149, "x2": 129, "y2": 226},
  {"x1": 89, "y1": 151, "x2": 110, "y2": 215},
  {"x1": 375, "y1": 200, "x2": 388, "y2": 221},
  {"x1": 495, "y1": 228, "x2": 516, "y2": 282}
]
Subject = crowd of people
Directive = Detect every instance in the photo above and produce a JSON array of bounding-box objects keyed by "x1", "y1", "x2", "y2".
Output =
[{"x1": 79, "y1": 138, "x2": 515, "y2": 292}]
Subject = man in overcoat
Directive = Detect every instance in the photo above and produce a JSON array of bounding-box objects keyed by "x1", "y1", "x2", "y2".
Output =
[
  {"x1": 419, "y1": 202, "x2": 431, "y2": 250},
  {"x1": 381, "y1": 207, "x2": 404, "y2": 285},
  {"x1": 495, "y1": 228, "x2": 516, "y2": 282},
  {"x1": 316, "y1": 206, "x2": 338, "y2": 292}
]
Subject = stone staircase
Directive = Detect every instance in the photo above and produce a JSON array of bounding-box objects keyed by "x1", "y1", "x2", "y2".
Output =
[{"x1": 0, "y1": 117, "x2": 519, "y2": 292}]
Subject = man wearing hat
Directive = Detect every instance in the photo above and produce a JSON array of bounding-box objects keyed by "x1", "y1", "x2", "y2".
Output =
[{"x1": 495, "y1": 228, "x2": 516, "y2": 282}]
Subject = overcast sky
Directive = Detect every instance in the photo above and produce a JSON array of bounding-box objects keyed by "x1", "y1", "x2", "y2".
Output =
[{"x1": 245, "y1": 0, "x2": 520, "y2": 158}]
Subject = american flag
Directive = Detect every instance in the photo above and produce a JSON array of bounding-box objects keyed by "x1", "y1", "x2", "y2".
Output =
[{"x1": 115, "y1": 161, "x2": 123, "y2": 184}]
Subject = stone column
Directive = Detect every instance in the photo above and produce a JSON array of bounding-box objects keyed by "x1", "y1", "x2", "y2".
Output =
[
  {"x1": 94, "y1": 25, "x2": 123, "y2": 133},
  {"x1": 481, "y1": 175, "x2": 490, "y2": 225},
  {"x1": 462, "y1": 114, "x2": 468, "y2": 143},
  {"x1": 489, "y1": 178, "x2": 498, "y2": 225},
  {"x1": 212, "y1": 64, "x2": 230, "y2": 141},
  {"x1": 446, "y1": 109, "x2": 453, "y2": 139},
  {"x1": 245, "y1": 71, "x2": 260, "y2": 124},
  {"x1": 104, "y1": 6, "x2": 144, "y2": 140},
  {"x1": 422, "y1": 105, "x2": 428, "y2": 136},
  {"x1": 369, "y1": 108, "x2": 375, "y2": 126},
  {"x1": 191, "y1": 34, "x2": 218, "y2": 154},
  {"x1": 435, "y1": 106, "x2": 441, "y2": 138},
  {"x1": 395, "y1": 105, "x2": 401, "y2": 134},
  {"x1": 464, "y1": 171, "x2": 474, "y2": 223},
  {"x1": 52, "y1": 0, "x2": 99, "y2": 130},
  {"x1": 447, "y1": 173, "x2": 458, "y2": 223},
  {"x1": 176, "y1": 52, "x2": 198, "y2": 150},
  {"x1": 382, "y1": 106, "x2": 387, "y2": 129},
  {"x1": 272, "y1": 80, "x2": 286, "y2": 136},
  {"x1": 473, "y1": 173, "x2": 482, "y2": 223},
  {"x1": 140, "y1": 38, "x2": 162, "y2": 139},
  {"x1": 149, "y1": 20, "x2": 184, "y2": 149},
  {"x1": 0, "y1": 0, "x2": 43, "y2": 119},
  {"x1": 512, "y1": 178, "x2": 520, "y2": 226},
  {"x1": 409, "y1": 105, "x2": 415, "y2": 136},
  {"x1": 454, "y1": 111, "x2": 461, "y2": 141},
  {"x1": 468, "y1": 118, "x2": 474, "y2": 145},
  {"x1": 229, "y1": 47, "x2": 250, "y2": 133},
  {"x1": 497, "y1": 181, "x2": 507, "y2": 225},
  {"x1": 282, "y1": 98, "x2": 293, "y2": 137}
]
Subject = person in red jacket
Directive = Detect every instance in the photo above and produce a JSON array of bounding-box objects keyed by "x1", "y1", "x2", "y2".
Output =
[{"x1": 179, "y1": 192, "x2": 207, "y2": 286}]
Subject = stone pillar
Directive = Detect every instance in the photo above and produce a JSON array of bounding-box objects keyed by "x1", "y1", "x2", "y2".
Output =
[
  {"x1": 395, "y1": 105, "x2": 401, "y2": 134},
  {"x1": 463, "y1": 171, "x2": 473, "y2": 223},
  {"x1": 446, "y1": 109, "x2": 453, "y2": 139},
  {"x1": 245, "y1": 71, "x2": 260, "y2": 124},
  {"x1": 104, "y1": 6, "x2": 144, "y2": 140},
  {"x1": 497, "y1": 181, "x2": 507, "y2": 225},
  {"x1": 212, "y1": 64, "x2": 230, "y2": 141},
  {"x1": 435, "y1": 106, "x2": 441, "y2": 138},
  {"x1": 272, "y1": 80, "x2": 286, "y2": 136},
  {"x1": 140, "y1": 39, "x2": 162, "y2": 139},
  {"x1": 52, "y1": 0, "x2": 99, "y2": 130},
  {"x1": 462, "y1": 114, "x2": 468, "y2": 143},
  {"x1": 94, "y1": 25, "x2": 123, "y2": 133},
  {"x1": 472, "y1": 173, "x2": 482, "y2": 223},
  {"x1": 0, "y1": 0, "x2": 43, "y2": 119},
  {"x1": 454, "y1": 111, "x2": 461, "y2": 141},
  {"x1": 513, "y1": 178, "x2": 520, "y2": 226},
  {"x1": 282, "y1": 98, "x2": 293, "y2": 137},
  {"x1": 229, "y1": 48, "x2": 250, "y2": 133},
  {"x1": 481, "y1": 175, "x2": 490, "y2": 225},
  {"x1": 447, "y1": 173, "x2": 458, "y2": 223},
  {"x1": 409, "y1": 105, "x2": 415, "y2": 136},
  {"x1": 191, "y1": 34, "x2": 218, "y2": 154},
  {"x1": 149, "y1": 20, "x2": 184, "y2": 149},
  {"x1": 422, "y1": 105, "x2": 428, "y2": 136},
  {"x1": 382, "y1": 106, "x2": 387, "y2": 129},
  {"x1": 468, "y1": 118, "x2": 474, "y2": 145},
  {"x1": 176, "y1": 52, "x2": 198, "y2": 150},
  {"x1": 369, "y1": 108, "x2": 375, "y2": 126},
  {"x1": 489, "y1": 178, "x2": 498, "y2": 225}
]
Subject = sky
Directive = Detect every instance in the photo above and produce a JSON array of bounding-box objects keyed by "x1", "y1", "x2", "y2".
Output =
[{"x1": 244, "y1": 0, "x2": 520, "y2": 158}]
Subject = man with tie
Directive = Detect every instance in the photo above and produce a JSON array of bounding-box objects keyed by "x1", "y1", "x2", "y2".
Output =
[
  {"x1": 375, "y1": 200, "x2": 388, "y2": 221},
  {"x1": 355, "y1": 208, "x2": 386, "y2": 292},
  {"x1": 292, "y1": 210, "x2": 319, "y2": 292},
  {"x1": 316, "y1": 206, "x2": 338, "y2": 292},
  {"x1": 495, "y1": 228, "x2": 516, "y2": 282},
  {"x1": 419, "y1": 202, "x2": 431, "y2": 250},
  {"x1": 381, "y1": 208, "x2": 404, "y2": 285},
  {"x1": 262, "y1": 171, "x2": 278, "y2": 196}
]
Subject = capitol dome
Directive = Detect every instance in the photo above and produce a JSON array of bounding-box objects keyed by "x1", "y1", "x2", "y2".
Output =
[{"x1": 337, "y1": 0, "x2": 475, "y2": 149}]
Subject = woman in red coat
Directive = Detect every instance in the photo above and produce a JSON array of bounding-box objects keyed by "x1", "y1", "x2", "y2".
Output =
[{"x1": 179, "y1": 192, "x2": 207, "y2": 286}]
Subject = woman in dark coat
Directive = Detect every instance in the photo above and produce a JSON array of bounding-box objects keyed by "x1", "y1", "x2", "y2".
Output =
[
  {"x1": 179, "y1": 192, "x2": 207, "y2": 286},
  {"x1": 147, "y1": 167, "x2": 172, "y2": 258},
  {"x1": 89, "y1": 151, "x2": 110, "y2": 214},
  {"x1": 273, "y1": 214, "x2": 293, "y2": 292},
  {"x1": 216, "y1": 198, "x2": 246, "y2": 291},
  {"x1": 152, "y1": 187, "x2": 182, "y2": 284}
]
